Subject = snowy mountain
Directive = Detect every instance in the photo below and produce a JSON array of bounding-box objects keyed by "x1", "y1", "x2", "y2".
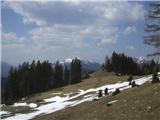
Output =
[
  {"x1": 52, "y1": 58, "x2": 101, "y2": 73},
  {"x1": 136, "y1": 56, "x2": 147, "y2": 64}
]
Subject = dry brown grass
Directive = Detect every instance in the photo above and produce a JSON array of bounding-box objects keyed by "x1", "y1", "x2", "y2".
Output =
[{"x1": 33, "y1": 83, "x2": 160, "y2": 120}]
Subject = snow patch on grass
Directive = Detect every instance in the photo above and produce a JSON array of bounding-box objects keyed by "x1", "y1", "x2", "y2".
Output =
[
  {"x1": 29, "y1": 103, "x2": 37, "y2": 108},
  {"x1": 0, "y1": 111, "x2": 11, "y2": 116},
  {"x1": 108, "y1": 100, "x2": 118, "y2": 104},
  {"x1": 13, "y1": 103, "x2": 27, "y2": 107},
  {"x1": 13, "y1": 103, "x2": 37, "y2": 108}
]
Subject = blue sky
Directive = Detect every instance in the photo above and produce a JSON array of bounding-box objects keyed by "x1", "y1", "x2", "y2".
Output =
[{"x1": 1, "y1": 0, "x2": 159, "y2": 65}]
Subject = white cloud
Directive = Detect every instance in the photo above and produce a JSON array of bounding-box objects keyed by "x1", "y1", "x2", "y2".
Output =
[
  {"x1": 2, "y1": 1, "x2": 145, "y2": 49},
  {"x1": 97, "y1": 2, "x2": 145, "y2": 22},
  {"x1": 126, "y1": 45, "x2": 135, "y2": 50},
  {"x1": 3, "y1": 1, "x2": 145, "y2": 26},
  {"x1": 123, "y1": 26, "x2": 136, "y2": 35},
  {"x1": 2, "y1": 1, "x2": 143, "y2": 48},
  {"x1": 30, "y1": 24, "x2": 119, "y2": 49},
  {"x1": 1, "y1": 32, "x2": 26, "y2": 48},
  {"x1": 100, "y1": 35, "x2": 118, "y2": 44},
  {"x1": 1, "y1": 1, "x2": 147, "y2": 64}
]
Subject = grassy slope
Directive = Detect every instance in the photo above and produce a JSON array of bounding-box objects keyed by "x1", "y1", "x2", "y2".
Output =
[
  {"x1": 33, "y1": 82, "x2": 160, "y2": 120},
  {"x1": 2, "y1": 70, "x2": 154, "y2": 119}
]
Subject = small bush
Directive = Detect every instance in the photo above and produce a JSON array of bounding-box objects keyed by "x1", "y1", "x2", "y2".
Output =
[
  {"x1": 112, "y1": 88, "x2": 120, "y2": 96},
  {"x1": 152, "y1": 72, "x2": 159, "y2": 84},
  {"x1": 104, "y1": 88, "x2": 108, "y2": 95},
  {"x1": 98, "y1": 90, "x2": 103, "y2": 98},
  {"x1": 128, "y1": 75, "x2": 133, "y2": 85},
  {"x1": 128, "y1": 75, "x2": 133, "y2": 81},
  {"x1": 131, "y1": 81, "x2": 136, "y2": 87},
  {"x1": 131, "y1": 81, "x2": 140, "y2": 87}
]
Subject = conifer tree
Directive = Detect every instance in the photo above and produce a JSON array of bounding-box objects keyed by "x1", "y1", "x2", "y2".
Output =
[
  {"x1": 54, "y1": 61, "x2": 63, "y2": 87},
  {"x1": 70, "y1": 58, "x2": 82, "y2": 84},
  {"x1": 64, "y1": 66, "x2": 70, "y2": 85}
]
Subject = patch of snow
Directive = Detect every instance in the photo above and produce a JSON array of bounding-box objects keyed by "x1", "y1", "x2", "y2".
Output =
[
  {"x1": 83, "y1": 94, "x2": 94, "y2": 98},
  {"x1": 44, "y1": 96, "x2": 69, "y2": 102},
  {"x1": 13, "y1": 103, "x2": 27, "y2": 107},
  {"x1": 29, "y1": 103, "x2": 37, "y2": 108},
  {"x1": 0, "y1": 111, "x2": 10, "y2": 116},
  {"x1": 12, "y1": 102, "x2": 37, "y2": 108},
  {"x1": 21, "y1": 98, "x2": 26, "y2": 101},
  {"x1": 107, "y1": 100, "x2": 118, "y2": 104},
  {"x1": 134, "y1": 76, "x2": 152, "y2": 85}
]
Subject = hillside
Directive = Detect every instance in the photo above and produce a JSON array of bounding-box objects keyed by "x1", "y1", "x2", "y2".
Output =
[
  {"x1": 1, "y1": 70, "x2": 160, "y2": 120},
  {"x1": 34, "y1": 81, "x2": 160, "y2": 120}
]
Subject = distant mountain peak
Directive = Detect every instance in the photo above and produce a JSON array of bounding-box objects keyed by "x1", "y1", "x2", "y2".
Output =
[
  {"x1": 64, "y1": 58, "x2": 72, "y2": 63},
  {"x1": 53, "y1": 58, "x2": 101, "y2": 73},
  {"x1": 137, "y1": 56, "x2": 147, "y2": 64}
]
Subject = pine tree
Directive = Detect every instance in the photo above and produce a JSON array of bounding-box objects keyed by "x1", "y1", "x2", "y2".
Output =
[
  {"x1": 5, "y1": 67, "x2": 19, "y2": 104},
  {"x1": 98, "y1": 90, "x2": 103, "y2": 98},
  {"x1": 4, "y1": 60, "x2": 54, "y2": 104},
  {"x1": 152, "y1": 70, "x2": 159, "y2": 83},
  {"x1": 29, "y1": 60, "x2": 36, "y2": 94},
  {"x1": 55, "y1": 61, "x2": 63, "y2": 87},
  {"x1": 128, "y1": 75, "x2": 133, "y2": 85},
  {"x1": 64, "y1": 66, "x2": 70, "y2": 85},
  {"x1": 104, "y1": 88, "x2": 108, "y2": 95},
  {"x1": 70, "y1": 58, "x2": 82, "y2": 84}
]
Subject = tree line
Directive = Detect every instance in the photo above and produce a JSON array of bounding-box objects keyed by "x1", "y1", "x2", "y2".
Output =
[
  {"x1": 3, "y1": 58, "x2": 81, "y2": 104},
  {"x1": 103, "y1": 52, "x2": 160, "y2": 75}
]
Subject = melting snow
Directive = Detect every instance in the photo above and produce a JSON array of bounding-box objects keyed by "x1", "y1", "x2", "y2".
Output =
[
  {"x1": 13, "y1": 103, "x2": 37, "y2": 108},
  {"x1": 0, "y1": 111, "x2": 11, "y2": 116},
  {"x1": 29, "y1": 103, "x2": 37, "y2": 108},
  {"x1": 2, "y1": 75, "x2": 153, "y2": 120},
  {"x1": 107, "y1": 100, "x2": 118, "y2": 104},
  {"x1": 13, "y1": 103, "x2": 27, "y2": 107}
]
